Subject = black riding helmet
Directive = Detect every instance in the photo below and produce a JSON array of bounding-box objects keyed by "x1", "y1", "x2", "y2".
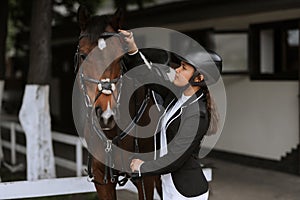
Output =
[{"x1": 175, "y1": 49, "x2": 222, "y2": 86}]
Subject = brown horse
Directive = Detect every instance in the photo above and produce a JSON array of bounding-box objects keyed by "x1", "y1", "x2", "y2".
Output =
[{"x1": 74, "y1": 6, "x2": 164, "y2": 200}]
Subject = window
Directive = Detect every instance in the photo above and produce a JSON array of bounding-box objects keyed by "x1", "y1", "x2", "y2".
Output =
[
  {"x1": 249, "y1": 19, "x2": 300, "y2": 80},
  {"x1": 213, "y1": 32, "x2": 248, "y2": 74},
  {"x1": 184, "y1": 29, "x2": 249, "y2": 74}
]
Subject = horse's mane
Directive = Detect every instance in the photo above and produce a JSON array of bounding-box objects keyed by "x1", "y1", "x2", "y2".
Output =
[
  {"x1": 78, "y1": 5, "x2": 124, "y2": 44},
  {"x1": 81, "y1": 15, "x2": 111, "y2": 43}
]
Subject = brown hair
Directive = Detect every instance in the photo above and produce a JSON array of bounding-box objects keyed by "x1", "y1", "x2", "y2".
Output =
[{"x1": 202, "y1": 86, "x2": 219, "y2": 135}]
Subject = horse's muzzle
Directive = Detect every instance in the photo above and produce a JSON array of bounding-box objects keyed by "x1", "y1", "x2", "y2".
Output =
[{"x1": 95, "y1": 106, "x2": 116, "y2": 130}]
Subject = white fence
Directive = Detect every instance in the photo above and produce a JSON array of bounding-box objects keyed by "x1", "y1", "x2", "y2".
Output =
[
  {"x1": 0, "y1": 121, "x2": 87, "y2": 177},
  {"x1": 0, "y1": 120, "x2": 212, "y2": 199},
  {"x1": 0, "y1": 177, "x2": 96, "y2": 199}
]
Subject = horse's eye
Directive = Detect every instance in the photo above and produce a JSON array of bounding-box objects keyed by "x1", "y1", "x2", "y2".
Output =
[{"x1": 80, "y1": 54, "x2": 87, "y2": 60}]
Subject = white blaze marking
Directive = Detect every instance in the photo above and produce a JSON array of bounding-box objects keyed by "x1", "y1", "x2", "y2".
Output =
[{"x1": 101, "y1": 101, "x2": 114, "y2": 125}]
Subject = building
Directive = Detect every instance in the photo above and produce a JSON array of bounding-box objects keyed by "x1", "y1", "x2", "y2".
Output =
[{"x1": 123, "y1": 0, "x2": 300, "y2": 174}]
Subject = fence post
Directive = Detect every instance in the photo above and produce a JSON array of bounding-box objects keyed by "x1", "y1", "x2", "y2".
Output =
[
  {"x1": 76, "y1": 139, "x2": 83, "y2": 177},
  {"x1": 0, "y1": 80, "x2": 4, "y2": 173},
  {"x1": 10, "y1": 123, "x2": 16, "y2": 165}
]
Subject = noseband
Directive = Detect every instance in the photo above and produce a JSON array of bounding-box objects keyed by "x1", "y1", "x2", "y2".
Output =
[{"x1": 79, "y1": 68, "x2": 150, "y2": 142}]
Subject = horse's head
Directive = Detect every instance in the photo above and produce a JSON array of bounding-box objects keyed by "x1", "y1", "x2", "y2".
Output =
[
  {"x1": 75, "y1": 5, "x2": 125, "y2": 130},
  {"x1": 75, "y1": 5, "x2": 124, "y2": 73}
]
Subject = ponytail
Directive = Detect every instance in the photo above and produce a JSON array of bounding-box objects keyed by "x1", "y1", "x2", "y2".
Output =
[{"x1": 202, "y1": 86, "x2": 219, "y2": 136}]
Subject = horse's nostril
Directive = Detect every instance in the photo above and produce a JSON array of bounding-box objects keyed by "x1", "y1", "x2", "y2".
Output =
[{"x1": 95, "y1": 106, "x2": 103, "y2": 118}]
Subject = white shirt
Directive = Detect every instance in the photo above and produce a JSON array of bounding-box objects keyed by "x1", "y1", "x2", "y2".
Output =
[{"x1": 160, "y1": 94, "x2": 191, "y2": 157}]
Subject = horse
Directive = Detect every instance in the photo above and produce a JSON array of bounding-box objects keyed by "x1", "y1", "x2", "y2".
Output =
[{"x1": 74, "y1": 6, "x2": 165, "y2": 200}]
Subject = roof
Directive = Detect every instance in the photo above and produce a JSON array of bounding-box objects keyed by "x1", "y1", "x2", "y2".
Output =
[{"x1": 125, "y1": 0, "x2": 300, "y2": 29}]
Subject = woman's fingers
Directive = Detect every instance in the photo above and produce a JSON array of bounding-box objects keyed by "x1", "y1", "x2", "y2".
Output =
[
  {"x1": 119, "y1": 29, "x2": 138, "y2": 54},
  {"x1": 130, "y1": 159, "x2": 144, "y2": 172},
  {"x1": 118, "y1": 29, "x2": 131, "y2": 37},
  {"x1": 130, "y1": 159, "x2": 139, "y2": 172}
]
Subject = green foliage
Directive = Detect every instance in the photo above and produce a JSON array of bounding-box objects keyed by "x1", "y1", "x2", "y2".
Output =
[
  {"x1": 9, "y1": 0, "x2": 32, "y2": 31},
  {"x1": 52, "y1": 0, "x2": 104, "y2": 25},
  {"x1": 8, "y1": 0, "x2": 104, "y2": 29},
  {"x1": 7, "y1": 0, "x2": 104, "y2": 55},
  {"x1": 7, "y1": 0, "x2": 155, "y2": 54}
]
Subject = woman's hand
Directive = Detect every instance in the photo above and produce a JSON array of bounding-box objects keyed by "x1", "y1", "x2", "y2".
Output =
[
  {"x1": 119, "y1": 29, "x2": 138, "y2": 54},
  {"x1": 130, "y1": 159, "x2": 144, "y2": 172}
]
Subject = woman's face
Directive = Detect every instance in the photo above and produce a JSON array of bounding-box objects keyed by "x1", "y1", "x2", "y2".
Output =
[{"x1": 173, "y1": 61, "x2": 195, "y2": 87}]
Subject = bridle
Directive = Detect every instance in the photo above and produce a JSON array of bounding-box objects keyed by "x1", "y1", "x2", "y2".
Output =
[
  {"x1": 79, "y1": 73, "x2": 122, "y2": 107},
  {"x1": 74, "y1": 32, "x2": 129, "y2": 73},
  {"x1": 75, "y1": 31, "x2": 126, "y2": 138},
  {"x1": 74, "y1": 32, "x2": 127, "y2": 108},
  {"x1": 78, "y1": 65, "x2": 150, "y2": 144},
  {"x1": 74, "y1": 32, "x2": 151, "y2": 187}
]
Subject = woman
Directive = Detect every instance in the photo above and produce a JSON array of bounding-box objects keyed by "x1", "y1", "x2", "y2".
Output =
[{"x1": 119, "y1": 30, "x2": 222, "y2": 199}]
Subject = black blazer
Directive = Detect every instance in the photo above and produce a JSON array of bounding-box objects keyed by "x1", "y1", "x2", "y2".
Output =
[{"x1": 123, "y1": 51, "x2": 210, "y2": 197}]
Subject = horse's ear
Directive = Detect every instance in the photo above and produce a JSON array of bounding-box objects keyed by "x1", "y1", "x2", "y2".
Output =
[
  {"x1": 77, "y1": 5, "x2": 90, "y2": 31},
  {"x1": 110, "y1": 8, "x2": 125, "y2": 31}
]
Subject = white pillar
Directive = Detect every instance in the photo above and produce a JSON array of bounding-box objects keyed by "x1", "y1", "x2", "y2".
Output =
[{"x1": 19, "y1": 85, "x2": 56, "y2": 180}]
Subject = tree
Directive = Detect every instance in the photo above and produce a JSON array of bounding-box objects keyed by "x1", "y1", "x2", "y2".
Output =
[
  {"x1": 0, "y1": 0, "x2": 8, "y2": 79},
  {"x1": 27, "y1": 0, "x2": 52, "y2": 84},
  {"x1": 19, "y1": 0, "x2": 56, "y2": 181},
  {"x1": 13, "y1": 0, "x2": 105, "y2": 180},
  {"x1": 0, "y1": 0, "x2": 8, "y2": 176}
]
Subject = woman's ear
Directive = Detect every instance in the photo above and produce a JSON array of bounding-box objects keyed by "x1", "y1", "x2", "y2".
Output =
[{"x1": 194, "y1": 74, "x2": 204, "y2": 82}]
